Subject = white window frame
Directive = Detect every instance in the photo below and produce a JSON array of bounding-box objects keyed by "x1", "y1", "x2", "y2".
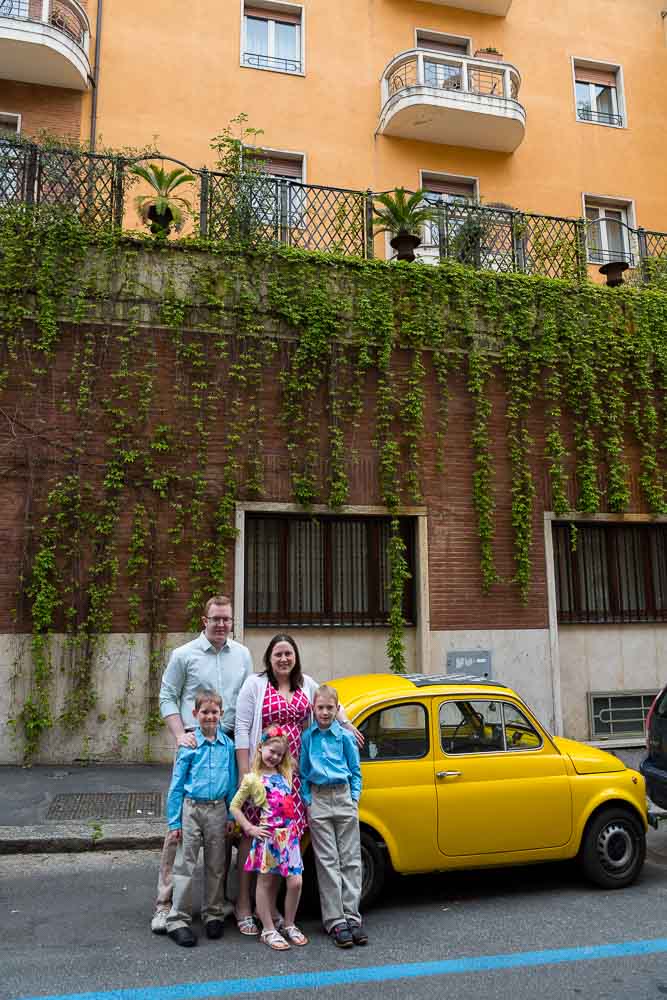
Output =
[
  {"x1": 240, "y1": 0, "x2": 305, "y2": 77},
  {"x1": 582, "y1": 193, "x2": 637, "y2": 266},
  {"x1": 571, "y1": 57, "x2": 626, "y2": 129},
  {"x1": 418, "y1": 170, "x2": 479, "y2": 253},
  {"x1": 0, "y1": 112, "x2": 21, "y2": 134},
  {"x1": 244, "y1": 146, "x2": 307, "y2": 228}
]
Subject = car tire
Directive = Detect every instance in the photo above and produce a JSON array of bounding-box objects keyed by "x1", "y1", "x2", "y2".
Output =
[
  {"x1": 360, "y1": 829, "x2": 387, "y2": 909},
  {"x1": 579, "y1": 807, "x2": 646, "y2": 889}
]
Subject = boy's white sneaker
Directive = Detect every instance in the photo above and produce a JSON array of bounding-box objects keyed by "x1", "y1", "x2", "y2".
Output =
[{"x1": 151, "y1": 909, "x2": 168, "y2": 934}]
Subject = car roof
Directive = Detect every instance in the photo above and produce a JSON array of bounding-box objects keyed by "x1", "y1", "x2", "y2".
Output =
[{"x1": 330, "y1": 672, "x2": 515, "y2": 714}]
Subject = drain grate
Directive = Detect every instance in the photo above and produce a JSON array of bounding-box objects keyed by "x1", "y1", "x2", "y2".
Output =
[{"x1": 46, "y1": 792, "x2": 164, "y2": 821}]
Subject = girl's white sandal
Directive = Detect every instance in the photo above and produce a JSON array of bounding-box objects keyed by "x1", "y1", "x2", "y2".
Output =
[
  {"x1": 283, "y1": 924, "x2": 309, "y2": 946},
  {"x1": 260, "y1": 928, "x2": 290, "y2": 951}
]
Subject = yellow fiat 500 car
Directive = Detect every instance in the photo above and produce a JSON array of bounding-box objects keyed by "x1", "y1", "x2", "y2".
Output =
[{"x1": 331, "y1": 673, "x2": 648, "y2": 906}]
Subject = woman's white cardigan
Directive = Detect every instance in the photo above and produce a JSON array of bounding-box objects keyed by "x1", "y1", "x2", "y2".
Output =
[{"x1": 234, "y1": 672, "x2": 321, "y2": 765}]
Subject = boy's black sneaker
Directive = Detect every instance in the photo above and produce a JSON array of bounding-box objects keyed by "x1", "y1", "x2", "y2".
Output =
[
  {"x1": 205, "y1": 920, "x2": 224, "y2": 939},
  {"x1": 167, "y1": 927, "x2": 197, "y2": 947},
  {"x1": 330, "y1": 923, "x2": 354, "y2": 949},
  {"x1": 349, "y1": 923, "x2": 368, "y2": 946}
]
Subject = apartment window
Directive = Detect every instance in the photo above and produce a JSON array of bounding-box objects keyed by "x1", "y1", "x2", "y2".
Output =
[
  {"x1": 584, "y1": 197, "x2": 633, "y2": 265},
  {"x1": 421, "y1": 173, "x2": 477, "y2": 246},
  {"x1": 574, "y1": 63, "x2": 623, "y2": 127},
  {"x1": 243, "y1": 3, "x2": 302, "y2": 74},
  {"x1": 0, "y1": 113, "x2": 20, "y2": 136},
  {"x1": 553, "y1": 522, "x2": 667, "y2": 624},
  {"x1": 0, "y1": 114, "x2": 21, "y2": 204},
  {"x1": 247, "y1": 150, "x2": 306, "y2": 228},
  {"x1": 417, "y1": 31, "x2": 469, "y2": 90},
  {"x1": 244, "y1": 514, "x2": 416, "y2": 627}
]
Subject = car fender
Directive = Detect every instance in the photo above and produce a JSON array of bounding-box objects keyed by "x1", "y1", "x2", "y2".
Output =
[
  {"x1": 357, "y1": 805, "x2": 403, "y2": 870},
  {"x1": 572, "y1": 783, "x2": 648, "y2": 849}
]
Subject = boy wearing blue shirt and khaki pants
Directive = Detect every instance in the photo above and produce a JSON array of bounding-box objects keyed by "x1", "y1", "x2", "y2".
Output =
[
  {"x1": 300, "y1": 684, "x2": 367, "y2": 949},
  {"x1": 165, "y1": 686, "x2": 238, "y2": 947}
]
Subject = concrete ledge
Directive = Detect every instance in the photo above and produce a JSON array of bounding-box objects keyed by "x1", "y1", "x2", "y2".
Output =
[{"x1": 0, "y1": 820, "x2": 166, "y2": 854}]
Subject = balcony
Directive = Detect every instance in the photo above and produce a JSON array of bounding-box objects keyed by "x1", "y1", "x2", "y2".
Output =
[
  {"x1": 378, "y1": 49, "x2": 526, "y2": 152},
  {"x1": 414, "y1": 0, "x2": 512, "y2": 13},
  {"x1": 0, "y1": 0, "x2": 91, "y2": 90}
]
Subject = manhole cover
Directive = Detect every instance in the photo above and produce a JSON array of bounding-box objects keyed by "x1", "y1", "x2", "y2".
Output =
[{"x1": 46, "y1": 792, "x2": 164, "y2": 821}]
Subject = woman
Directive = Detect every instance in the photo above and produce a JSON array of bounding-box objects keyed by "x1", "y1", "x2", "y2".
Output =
[{"x1": 233, "y1": 632, "x2": 359, "y2": 934}]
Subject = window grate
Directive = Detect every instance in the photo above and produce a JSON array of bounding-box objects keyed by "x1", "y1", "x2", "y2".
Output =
[
  {"x1": 588, "y1": 691, "x2": 658, "y2": 739},
  {"x1": 244, "y1": 514, "x2": 415, "y2": 628},
  {"x1": 553, "y1": 522, "x2": 667, "y2": 624}
]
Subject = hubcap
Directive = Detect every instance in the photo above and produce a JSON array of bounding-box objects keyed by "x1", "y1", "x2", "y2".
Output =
[{"x1": 597, "y1": 821, "x2": 634, "y2": 873}]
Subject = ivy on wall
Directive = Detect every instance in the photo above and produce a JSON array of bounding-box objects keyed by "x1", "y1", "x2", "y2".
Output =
[{"x1": 1, "y1": 206, "x2": 667, "y2": 759}]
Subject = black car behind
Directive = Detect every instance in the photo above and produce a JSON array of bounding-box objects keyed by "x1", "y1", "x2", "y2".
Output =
[{"x1": 641, "y1": 684, "x2": 667, "y2": 809}]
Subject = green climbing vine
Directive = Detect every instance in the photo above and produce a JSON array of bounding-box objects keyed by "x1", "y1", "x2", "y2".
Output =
[{"x1": 2, "y1": 202, "x2": 667, "y2": 760}]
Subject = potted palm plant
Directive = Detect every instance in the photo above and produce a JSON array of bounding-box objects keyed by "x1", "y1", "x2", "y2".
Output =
[
  {"x1": 373, "y1": 187, "x2": 437, "y2": 262},
  {"x1": 129, "y1": 162, "x2": 195, "y2": 237}
]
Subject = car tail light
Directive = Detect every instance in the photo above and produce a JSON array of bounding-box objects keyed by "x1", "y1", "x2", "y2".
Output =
[{"x1": 645, "y1": 692, "x2": 659, "y2": 750}]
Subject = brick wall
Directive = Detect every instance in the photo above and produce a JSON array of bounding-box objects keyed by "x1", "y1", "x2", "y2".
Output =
[
  {"x1": 0, "y1": 80, "x2": 83, "y2": 141},
  {"x1": 0, "y1": 314, "x2": 652, "y2": 639}
]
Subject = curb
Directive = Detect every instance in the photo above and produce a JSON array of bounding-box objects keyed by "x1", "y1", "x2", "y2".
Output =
[{"x1": 0, "y1": 821, "x2": 166, "y2": 854}]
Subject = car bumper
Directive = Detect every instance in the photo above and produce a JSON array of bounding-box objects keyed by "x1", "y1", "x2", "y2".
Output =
[{"x1": 640, "y1": 757, "x2": 667, "y2": 810}]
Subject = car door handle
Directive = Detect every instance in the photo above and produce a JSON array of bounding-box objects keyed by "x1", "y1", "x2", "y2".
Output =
[{"x1": 436, "y1": 770, "x2": 461, "y2": 778}]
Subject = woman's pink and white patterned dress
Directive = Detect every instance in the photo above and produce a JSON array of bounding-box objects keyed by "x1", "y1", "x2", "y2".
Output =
[{"x1": 243, "y1": 683, "x2": 310, "y2": 838}]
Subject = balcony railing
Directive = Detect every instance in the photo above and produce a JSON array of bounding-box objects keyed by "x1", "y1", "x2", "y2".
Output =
[
  {"x1": 576, "y1": 106, "x2": 624, "y2": 128},
  {"x1": 2, "y1": 138, "x2": 667, "y2": 286},
  {"x1": 0, "y1": 0, "x2": 91, "y2": 89},
  {"x1": 379, "y1": 49, "x2": 526, "y2": 152}
]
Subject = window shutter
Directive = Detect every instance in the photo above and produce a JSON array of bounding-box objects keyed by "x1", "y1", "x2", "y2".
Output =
[
  {"x1": 417, "y1": 34, "x2": 468, "y2": 56},
  {"x1": 422, "y1": 174, "x2": 475, "y2": 198},
  {"x1": 245, "y1": 5, "x2": 301, "y2": 24},
  {"x1": 575, "y1": 67, "x2": 617, "y2": 87},
  {"x1": 260, "y1": 154, "x2": 303, "y2": 179}
]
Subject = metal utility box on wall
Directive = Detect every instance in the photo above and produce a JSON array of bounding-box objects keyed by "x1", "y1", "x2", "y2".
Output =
[{"x1": 446, "y1": 650, "x2": 492, "y2": 679}]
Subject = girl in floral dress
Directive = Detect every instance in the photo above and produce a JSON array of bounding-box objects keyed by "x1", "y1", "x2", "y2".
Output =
[{"x1": 230, "y1": 726, "x2": 308, "y2": 951}]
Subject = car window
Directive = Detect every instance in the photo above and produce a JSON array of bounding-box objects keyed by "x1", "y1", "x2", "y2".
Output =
[
  {"x1": 440, "y1": 700, "x2": 542, "y2": 755},
  {"x1": 359, "y1": 703, "x2": 429, "y2": 761},
  {"x1": 656, "y1": 687, "x2": 667, "y2": 719}
]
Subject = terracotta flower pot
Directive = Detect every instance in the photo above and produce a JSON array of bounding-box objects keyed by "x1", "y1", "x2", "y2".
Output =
[
  {"x1": 390, "y1": 230, "x2": 422, "y2": 262},
  {"x1": 474, "y1": 49, "x2": 504, "y2": 62}
]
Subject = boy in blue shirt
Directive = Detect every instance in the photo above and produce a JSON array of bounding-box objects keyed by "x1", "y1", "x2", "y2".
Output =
[
  {"x1": 300, "y1": 684, "x2": 367, "y2": 949},
  {"x1": 165, "y1": 686, "x2": 237, "y2": 947}
]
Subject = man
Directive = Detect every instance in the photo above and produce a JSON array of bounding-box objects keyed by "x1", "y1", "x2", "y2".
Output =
[{"x1": 151, "y1": 595, "x2": 253, "y2": 934}]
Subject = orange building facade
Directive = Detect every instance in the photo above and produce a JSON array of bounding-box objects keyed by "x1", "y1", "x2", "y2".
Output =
[{"x1": 2, "y1": 0, "x2": 667, "y2": 245}]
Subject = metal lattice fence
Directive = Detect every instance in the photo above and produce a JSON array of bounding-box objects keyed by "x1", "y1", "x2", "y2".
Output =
[{"x1": 4, "y1": 137, "x2": 667, "y2": 283}]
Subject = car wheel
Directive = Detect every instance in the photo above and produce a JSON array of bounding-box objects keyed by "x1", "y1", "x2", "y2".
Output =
[
  {"x1": 360, "y1": 829, "x2": 386, "y2": 908},
  {"x1": 580, "y1": 807, "x2": 646, "y2": 889}
]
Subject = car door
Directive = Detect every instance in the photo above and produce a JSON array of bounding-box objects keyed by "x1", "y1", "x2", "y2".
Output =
[
  {"x1": 357, "y1": 699, "x2": 438, "y2": 873},
  {"x1": 435, "y1": 696, "x2": 572, "y2": 858}
]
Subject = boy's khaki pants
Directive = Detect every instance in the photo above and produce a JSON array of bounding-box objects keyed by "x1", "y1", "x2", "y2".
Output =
[
  {"x1": 308, "y1": 783, "x2": 362, "y2": 933},
  {"x1": 166, "y1": 798, "x2": 227, "y2": 931}
]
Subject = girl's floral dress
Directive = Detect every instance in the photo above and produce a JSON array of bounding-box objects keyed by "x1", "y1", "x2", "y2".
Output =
[
  {"x1": 232, "y1": 772, "x2": 303, "y2": 877},
  {"x1": 241, "y1": 684, "x2": 310, "y2": 839}
]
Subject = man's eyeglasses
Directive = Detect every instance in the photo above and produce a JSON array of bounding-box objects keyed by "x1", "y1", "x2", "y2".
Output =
[{"x1": 206, "y1": 616, "x2": 233, "y2": 625}]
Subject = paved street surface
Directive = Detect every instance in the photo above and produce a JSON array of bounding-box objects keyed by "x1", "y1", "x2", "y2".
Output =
[{"x1": 2, "y1": 847, "x2": 667, "y2": 1000}]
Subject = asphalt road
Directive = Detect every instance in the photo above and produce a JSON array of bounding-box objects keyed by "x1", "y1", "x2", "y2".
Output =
[{"x1": 2, "y1": 848, "x2": 667, "y2": 1000}]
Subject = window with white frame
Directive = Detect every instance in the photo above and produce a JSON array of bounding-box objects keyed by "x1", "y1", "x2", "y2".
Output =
[
  {"x1": 245, "y1": 150, "x2": 306, "y2": 229},
  {"x1": 243, "y1": 3, "x2": 302, "y2": 74},
  {"x1": 416, "y1": 31, "x2": 470, "y2": 90},
  {"x1": 584, "y1": 197, "x2": 633, "y2": 265},
  {"x1": 574, "y1": 63, "x2": 623, "y2": 127},
  {"x1": 244, "y1": 513, "x2": 416, "y2": 627},
  {"x1": 421, "y1": 173, "x2": 477, "y2": 248},
  {"x1": 0, "y1": 113, "x2": 19, "y2": 136}
]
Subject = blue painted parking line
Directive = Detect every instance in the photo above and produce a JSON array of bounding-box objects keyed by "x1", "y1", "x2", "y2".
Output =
[{"x1": 15, "y1": 937, "x2": 667, "y2": 1000}]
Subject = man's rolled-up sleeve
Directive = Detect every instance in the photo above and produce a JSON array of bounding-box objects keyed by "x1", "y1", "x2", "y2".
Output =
[{"x1": 159, "y1": 648, "x2": 186, "y2": 719}]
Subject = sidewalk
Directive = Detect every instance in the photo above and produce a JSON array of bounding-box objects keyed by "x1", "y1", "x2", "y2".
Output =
[
  {"x1": 1, "y1": 754, "x2": 666, "y2": 862},
  {"x1": 0, "y1": 763, "x2": 171, "y2": 854}
]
